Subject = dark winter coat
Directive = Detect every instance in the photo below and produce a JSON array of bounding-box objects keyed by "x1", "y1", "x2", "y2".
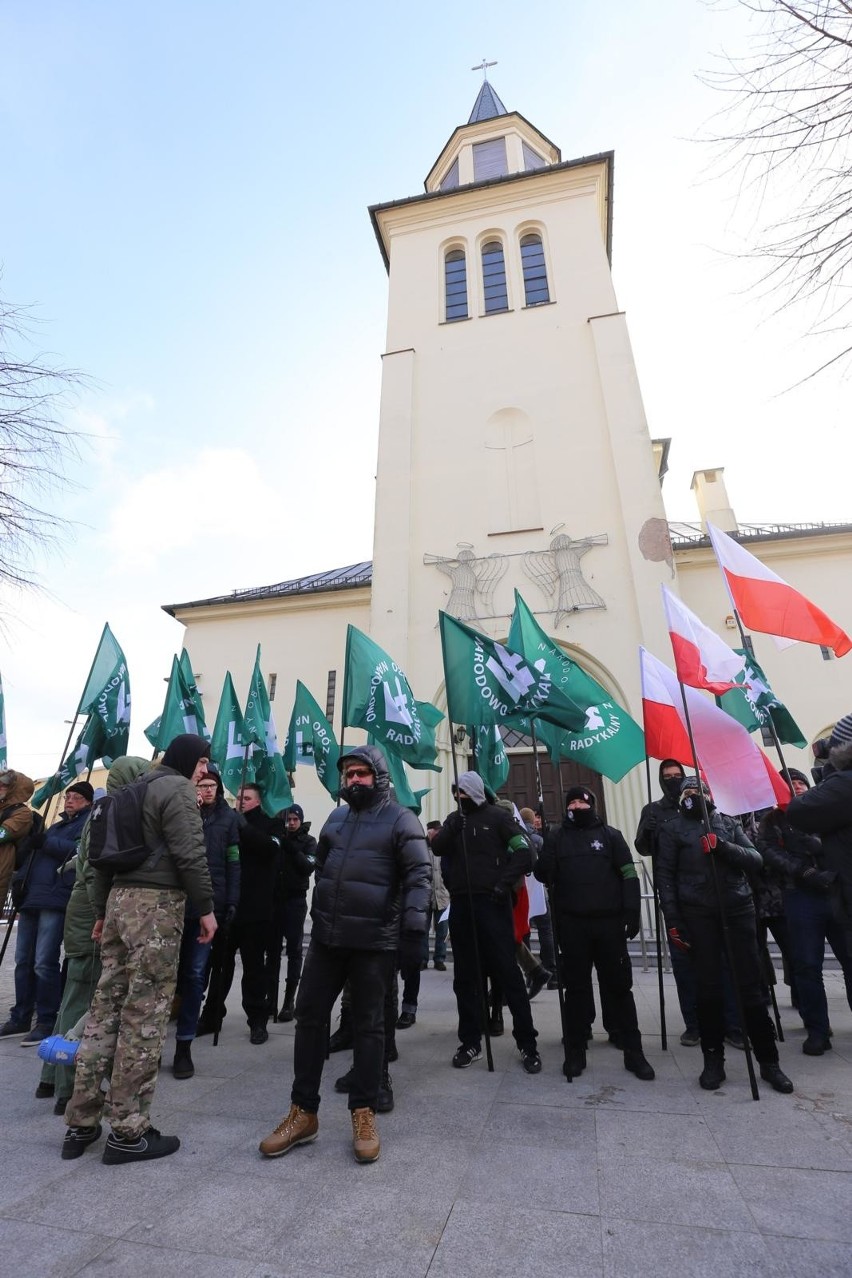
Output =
[
  {"x1": 197, "y1": 787, "x2": 241, "y2": 919},
  {"x1": 15, "y1": 805, "x2": 91, "y2": 912},
  {"x1": 656, "y1": 809, "x2": 761, "y2": 928},
  {"x1": 634, "y1": 760, "x2": 685, "y2": 861},
  {"x1": 535, "y1": 815, "x2": 640, "y2": 921},
  {"x1": 235, "y1": 806, "x2": 283, "y2": 924},
  {"x1": 311, "y1": 745, "x2": 430, "y2": 951},
  {"x1": 432, "y1": 803, "x2": 532, "y2": 897},
  {"x1": 756, "y1": 808, "x2": 828, "y2": 893},
  {"x1": 277, "y1": 823, "x2": 317, "y2": 898},
  {"x1": 787, "y1": 741, "x2": 852, "y2": 925}
]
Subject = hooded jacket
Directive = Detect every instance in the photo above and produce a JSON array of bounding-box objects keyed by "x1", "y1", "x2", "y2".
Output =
[
  {"x1": 0, "y1": 770, "x2": 36, "y2": 852},
  {"x1": 310, "y1": 745, "x2": 430, "y2": 950},
  {"x1": 431, "y1": 770, "x2": 533, "y2": 897},
  {"x1": 197, "y1": 771, "x2": 241, "y2": 919},
  {"x1": 277, "y1": 821, "x2": 317, "y2": 898},
  {"x1": 656, "y1": 806, "x2": 762, "y2": 926},
  {"x1": 536, "y1": 810, "x2": 640, "y2": 920},
  {"x1": 787, "y1": 740, "x2": 852, "y2": 924},
  {"x1": 634, "y1": 760, "x2": 685, "y2": 861},
  {"x1": 15, "y1": 803, "x2": 91, "y2": 913},
  {"x1": 233, "y1": 803, "x2": 282, "y2": 924}
]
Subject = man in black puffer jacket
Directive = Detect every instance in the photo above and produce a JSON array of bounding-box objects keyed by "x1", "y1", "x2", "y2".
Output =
[
  {"x1": 431, "y1": 770, "x2": 541, "y2": 1075},
  {"x1": 537, "y1": 785, "x2": 654, "y2": 1082},
  {"x1": 656, "y1": 777, "x2": 794, "y2": 1095},
  {"x1": 259, "y1": 746, "x2": 429, "y2": 1166}
]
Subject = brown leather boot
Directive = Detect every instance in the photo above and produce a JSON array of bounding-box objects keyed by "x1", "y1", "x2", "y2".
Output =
[
  {"x1": 258, "y1": 1105, "x2": 318, "y2": 1158},
  {"x1": 351, "y1": 1107, "x2": 380, "y2": 1163}
]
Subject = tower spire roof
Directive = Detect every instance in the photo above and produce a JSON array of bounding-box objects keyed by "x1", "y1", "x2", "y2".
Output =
[{"x1": 468, "y1": 79, "x2": 507, "y2": 124}]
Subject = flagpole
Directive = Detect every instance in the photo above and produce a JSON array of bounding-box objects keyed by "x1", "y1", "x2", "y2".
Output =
[
  {"x1": 644, "y1": 753, "x2": 668, "y2": 1052},
  {"x1": 528, "y1": 722, "x2": 572, "y2": 1083},
  {"x1": 675, "y1": 678, "x2": 760, "y2": 1101}
]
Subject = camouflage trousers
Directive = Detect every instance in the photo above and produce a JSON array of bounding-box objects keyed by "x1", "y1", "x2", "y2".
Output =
[
  {"x1": 39, "y1": 949, "x2": 102, "y2": 1100},
  {"x1": 64, "y1": 887, "x2": 184, "y2": 1140}
]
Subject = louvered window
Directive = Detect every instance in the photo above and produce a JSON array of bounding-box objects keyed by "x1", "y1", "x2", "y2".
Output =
[
  {"x1": 520, "y1": 233, "x2": 550, "y2": 306},
  {"x1": 522, "y1": 142, "x2": 546, "y2": 171},
  {"x1": 444, "y1": 249, "x2": 468, "y2": 321},
  {"x1": 473, "y1": 138, "x2": 507, "y2": 181},
  {"x1": 481, "y1": 240, "x2": 509, "y2": 313}
]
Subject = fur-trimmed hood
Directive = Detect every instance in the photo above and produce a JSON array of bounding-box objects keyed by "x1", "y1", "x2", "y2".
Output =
[{"x1": 830, "y1": 741, "x2": 852, "y2": 772}]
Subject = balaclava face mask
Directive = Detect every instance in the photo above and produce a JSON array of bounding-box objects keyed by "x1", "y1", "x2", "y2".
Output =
[
  {"x1": 565, "y1": 785, "x2": 596, "y2": 828},
  {"x1": 339, "y1": 758, "x2": 376, "y2": 811},
  {"x1": 680, "y1": 777, "x2": 713, "y2": 820},
  {"x1": 661, "y1": 773, "x2": 684, "y2": 800}
]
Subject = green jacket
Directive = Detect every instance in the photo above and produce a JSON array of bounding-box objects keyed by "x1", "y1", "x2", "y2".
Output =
[{"x1": 92, "y1": 759, "x2": 214, "y2": 918}]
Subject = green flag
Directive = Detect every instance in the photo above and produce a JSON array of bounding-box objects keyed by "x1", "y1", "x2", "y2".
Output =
[
  {"x1": 243, "y1": 646, "x2": 293, "y2": 815},
  {"x1": 717, "y1": 649, "x2": 807, "y2": 748},
  {"x1": 145, "y1": 650, "x2": 209, "y2": 750},
  {"x1": 439, "y1": 611, "x2": 587, "y2": 733},
  {"x1": 77, "y1": 624, "x2": 127, "y2": 717},
  {"x1": 507, "y1": 592, "x2": 645, "y2": 781},
  {"x1": 471, "y1": 724, "x2": 509, "y2": 794},
  {"x1": 0, "y1": 670, "x2": 7, "y2": 771},
  {"x1": 342, "y1": 625, "x2": 443, "y2": 771},
  {"x1": 209, "y1": 672, "x2": 252, "y2": 798},
  {"x1": 367, "y1": 734, "x2": 430, "y2": 814},
  {"x1": 283, "y1": 680, "x2": 340, "y2": 798}
]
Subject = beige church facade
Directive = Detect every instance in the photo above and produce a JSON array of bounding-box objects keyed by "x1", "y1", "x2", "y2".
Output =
[{"x1": 165, "y1": 83, "x2": 852, "y2": 837}]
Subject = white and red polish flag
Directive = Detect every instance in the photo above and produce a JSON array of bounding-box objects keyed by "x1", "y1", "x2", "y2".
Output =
[
  {"x1": 707, "y1": 522, "x2": 852, "y2": 658},
  {"x1": 661, "y1": 586, "x2": 745, "y2": 694},
  {"x1": 639, "y1": 647, "x2": 789, "y2": 815}
]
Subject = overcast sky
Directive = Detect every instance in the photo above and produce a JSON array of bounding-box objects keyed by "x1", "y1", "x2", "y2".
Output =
[{"x1": 1, "y1": 0, "x2": 847, "y2": 779}]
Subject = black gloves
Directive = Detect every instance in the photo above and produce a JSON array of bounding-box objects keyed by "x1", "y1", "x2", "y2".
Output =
[
  {"x1": 800, "y1": 868, "x2": 835, "y2": 894},
  {"x1": 398, "y1": 931, "x2": 423, "y2": 970},
  {"x1": 624, "y1": 912, "x2": 641, "y2": 940}
]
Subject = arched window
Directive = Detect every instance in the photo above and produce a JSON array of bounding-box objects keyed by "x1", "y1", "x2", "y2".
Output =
[
  {"x1": 481, "y1": 240, "x2": 508, "y2": 314},
  {"x1": 444, "y1": 248, "x2": 468, "y2": 321},
  {"x1": 520, "y1": 233, "x2": 550, "y2": 306}
]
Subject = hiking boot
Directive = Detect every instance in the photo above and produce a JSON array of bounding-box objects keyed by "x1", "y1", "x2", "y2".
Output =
[
  {"x1": 102, "y1": 1127, "x2": 180, "y2": 1165},
  {"x1": 527, "y1": 967, "x2": 550, "y2": 1001},
  {"x1": 699, "y1": 1049, "x2": 726, "y2": 1090},
  {"x1": 35, "y1": 1081, "x2": 55, "y2": 1098},
  {"x1": 249, "y1": 1023, "x2": 269, "y2": 1046},
  {"x1": 624, "y1": 1049, "x2": 655, "y2": 1081},
  {"x1": 61, "y1": 1125, "x2": 102, "y2": 1160},
  {"x1": 0, "y1": 1019, "x2": 29, "y2": 1038},
  {"x1": 452, "y1": 1044, "x2": 481, "y2": 1069},
  {"x1": 351, "y1": 1107, "x2": 380, "y2": 1163},
  {"x1": 259, "y1": 1105, "x2": 318, "y2": 1158},
  {"x1": 563, "y1": 1047, "x2": 586, "y2": 1079},
  {"x1": 396, "y1": 1010, "x2": 416, "y2": 1029},
  {"x1": 376, "y1": 1070, "x2": 394, "y2": 1113},
  {"x1": 519, "y1": 1045, "x2": 542, "y2": 1075},
  {"x1": 802, "y1": 1032, "x2": 832, "y2": 1056},
  {"x1": 278, "y1": 981, "x2": 296, "y2": 1023},
  {"x1": 328, "y1": 1010, "x2": 354, "y2": 1053},
  {"x1": 434, "y1": 960, "x2": 447, "y2": 972},
  {"x1": 54, "y1": 1096, "x2": 70, "y2": 1116},
  {"x1": 679, "y1": 1028, "x2": 701, "y2": 1047},
  {"x1": 21, "y1": 1023, "x2": 52, "y2": 1047},
  {"x1": 488, "y1": 1012, "x2": 504, "y2": 1037},
  {"x1": 335, "y1": 1066, "x2": 354, "y2": 1093},
  {"x1": 172, "y1": 1040, "x2": 195, "y2": 1080},
  {"x1": 760, "y1": 1062, "x2": 795, "y2": 1094}
]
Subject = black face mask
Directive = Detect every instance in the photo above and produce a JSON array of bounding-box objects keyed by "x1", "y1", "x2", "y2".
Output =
[
  {"x1": 566, "y1": 807, "x2": 594, "y2": 828},
  {"x1": 680, "y1": 793, "x2": 705, "y2": 820},
  {"x1": 458, "y1": 797, "x2": 478, "y2": 815},
  {"x1": 661, "y1": 775, "x2": 683, "y2": 800},
  {"x1": 340, "y1": 782, "x2": 375, "y2": 810}
]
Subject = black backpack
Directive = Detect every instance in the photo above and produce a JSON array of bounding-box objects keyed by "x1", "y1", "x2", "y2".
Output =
[{"x1": 88, "y1": 772, "x2": 168, "y2": 873}]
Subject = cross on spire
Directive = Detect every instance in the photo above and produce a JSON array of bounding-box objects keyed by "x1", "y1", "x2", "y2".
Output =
[{"x1": 471, "y1": 58, "x2": 497, "y2": 82}]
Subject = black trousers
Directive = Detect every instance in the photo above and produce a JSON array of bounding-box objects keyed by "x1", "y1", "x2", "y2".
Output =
[
  {"x1": 216, "y1": 920, "x2": 272, "y2": 1027},
  {"x1": 558, "y1": 914, "x2": 640, "y2": 1050},
  {"x1": 683, "y1": 907, "x2": 778, "y2": 1063},
  {"x1": 268, "y1": 896, "x2": 309, "y2": 1007},
  {"x1": 291, "y1": 940, "x2": 395, "y2": 1113},
  {"x1": 449, "y1": 894, "x2": 537, "y2": 1051}
]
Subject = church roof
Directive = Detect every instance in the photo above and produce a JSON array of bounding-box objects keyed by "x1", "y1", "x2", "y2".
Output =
[
  {"x1": 163, "y1": 561, "x2": 372, "y2": 616},
  {"x1": 668, "y1": 520, "x2": 852, "y2": 548},
  {"x1": 468, "y1": 80, "x2": 507, "y2": 123}
]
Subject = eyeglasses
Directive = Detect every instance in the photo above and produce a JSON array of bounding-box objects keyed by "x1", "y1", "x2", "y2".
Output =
[
  {"x1": 197, "y1": 783, "x2": 217, "y2": 790},
  {"x1": 343, "y1": 767, "x2": 372, "y2": 780}
]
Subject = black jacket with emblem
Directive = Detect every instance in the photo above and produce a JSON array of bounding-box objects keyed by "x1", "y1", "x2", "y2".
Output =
[
  {"x1": 655, "y1": 809, "x2": 761, "y2": 928},
  {"x1": 535, "y1": 814, "x2": 639, "y2": 920},
  {"x1": 310, "y1": 746, "x2": 430, "y2": 950},
  {"x1": 431, "y1": 801, "x2": 532, "y2": 898}
]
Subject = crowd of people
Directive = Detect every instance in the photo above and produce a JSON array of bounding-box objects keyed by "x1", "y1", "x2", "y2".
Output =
[{"x1": 0, "y1": 710, "x2": 850, "y2": 1166}]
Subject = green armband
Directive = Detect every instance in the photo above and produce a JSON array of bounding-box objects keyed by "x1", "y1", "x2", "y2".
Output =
[
  {"x1": 507, "y1": 834, "x2": 528, "y2": 855},
  {"x1": 619, "y1": 863, "x2": 638, "y2": 880},
  {"x1": 226, "y1": 845, "x2": 240, "y2": 862}
]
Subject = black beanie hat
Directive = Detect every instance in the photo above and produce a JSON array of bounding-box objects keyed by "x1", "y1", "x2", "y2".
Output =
[
  {"x1": 161, "y1": 734, "x2": 210, "y2": 780},
  {"x1": 787, "y1": 768, "x2": 810, "y2": 789},
  {"x1": 565, "y1": 785, "x2": 596, "y2": 808},
  {"x1": 66, "y1": 781, "x2": 94, "y2": 803}
]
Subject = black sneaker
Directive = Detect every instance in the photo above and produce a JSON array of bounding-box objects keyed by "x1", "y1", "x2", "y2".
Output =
[
  {"x1": 249, "y1": 1024, "x2": 269, "y2": 1046},
  {"x1": 724, "y1": 1030, "x2": 745, "y2": 1051},
  {"x1": 35, "y1": 1082, "x2": 55, "y2": 1099},
  {"x1": 102, "y1": 1126, "x2": 180, "y2": 1165},
  {"x1": 0, "y1": 1019, "x2": 29, "y2": 1038},
  {"x1": 624, "y1": 1049, "x2": 655, "y2": 1081},
  {"x1": 376, "y1": 1071, "x2": 394, "y2": 1113},
  {"x1": 760, "y1": 1063, "x2": 794, "y2": 1094},
  {"x1": 334, "y1": 1066, "x2": 354, "y2": 1093},
  {"x1": 679, "y1": 1028, "x2": 701, "y2": 1047},
  {"x1": 396, "y1": 1011, "x2": 416, "y2": 1030},
  {"x1": 434, "y1": 960, "x2": 447, "y2": 972},
  {"x1": 61, "y1": 1125, "x2": 103, "y2": 1160},
  {"x1": 527, "y1": 967, "x2": 549, "y2": 1001},
  {"x1": 520, "y1": 1045, "x2": 542, "y2": 1075},
  {"x1": 802, "y1": 1032, "x2": 832, "y2": 1056},
  {"x1": 563, "y1": 1047, "x2": 586, "y2": 1078},
  {"x1": 452, "y1": 1044, "x2": 482, "y2": 1069},
  {"x1": 54, "y1": 1096, "x2": 70, "y2": 1116},
  {"x1": 21, "y1": 1022, "x2": 52, "y2": 1047}
]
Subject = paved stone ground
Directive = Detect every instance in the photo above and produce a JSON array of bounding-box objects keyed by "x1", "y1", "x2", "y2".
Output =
[{"x1": 1, "y1": 947, "x2": 851, "y2": 1278}]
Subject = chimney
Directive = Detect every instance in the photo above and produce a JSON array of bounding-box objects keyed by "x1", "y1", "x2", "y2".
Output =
[{"x1": 690, "y1": 468, "x2": 738, "y2": 533}]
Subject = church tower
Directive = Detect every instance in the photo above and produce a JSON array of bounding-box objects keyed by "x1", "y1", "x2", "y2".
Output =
[{"x1": 368, "y1": 80, "x2": 674, "y2": 826}]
